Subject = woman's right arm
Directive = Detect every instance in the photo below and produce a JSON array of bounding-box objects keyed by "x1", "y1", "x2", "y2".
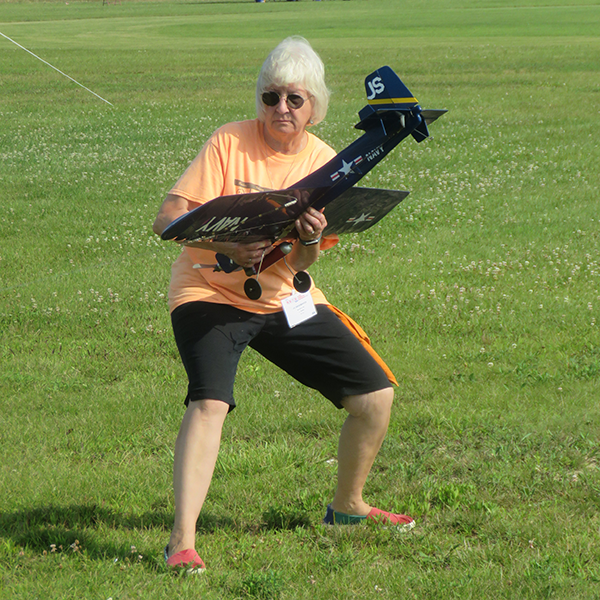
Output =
[
  {"x1": 153, "y1": 193, "x2": 197, "y2": 236},
  {"x1": 152, "y1": 193, "x2": 273, "y2": 268}
]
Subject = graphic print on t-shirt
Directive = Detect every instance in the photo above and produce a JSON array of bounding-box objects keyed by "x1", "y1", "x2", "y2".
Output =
[{"x1": 234, "y1": 179, "x2": 272, "y2": 194}]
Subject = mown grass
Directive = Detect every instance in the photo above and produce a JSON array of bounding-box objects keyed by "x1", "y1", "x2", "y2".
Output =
[{"x1": 1, "y1": 0, "x2": 599, "y2": 598}]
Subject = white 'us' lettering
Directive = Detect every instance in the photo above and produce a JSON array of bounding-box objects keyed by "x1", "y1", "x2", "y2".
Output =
[{"x1": 366, "y1": 77, "x2": 385, "y2": 100}]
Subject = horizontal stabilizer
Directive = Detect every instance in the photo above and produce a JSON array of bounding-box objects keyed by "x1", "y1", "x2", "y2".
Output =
[
  {"x1": 422, "y1": 109, "x2": 448, "y2": 125},
  {"x1": 411, "y1": 109, "x2": 448, "y2": 142}
]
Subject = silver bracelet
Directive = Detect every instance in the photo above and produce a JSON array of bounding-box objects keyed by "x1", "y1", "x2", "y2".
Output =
[{"x1": 299, "y1": 235, "x2": 322, "y2": 247}]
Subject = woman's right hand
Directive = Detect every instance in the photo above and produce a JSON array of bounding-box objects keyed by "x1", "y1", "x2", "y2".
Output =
[{"x1": 209, "y1": 240, "x2": 274, "y2": 269}]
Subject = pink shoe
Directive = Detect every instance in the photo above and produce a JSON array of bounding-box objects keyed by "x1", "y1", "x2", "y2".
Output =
[
  {"x1": 164, "y1": 546, "x2": 206, "y2": 573},
  {"x1": 367, "y1": 507, "x2": 415, "y2": 530}
]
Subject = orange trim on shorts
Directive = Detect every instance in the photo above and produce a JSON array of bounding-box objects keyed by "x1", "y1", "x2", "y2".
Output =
[{"x1": 328, "y1": 305, "x2": 398, "y2": 387}]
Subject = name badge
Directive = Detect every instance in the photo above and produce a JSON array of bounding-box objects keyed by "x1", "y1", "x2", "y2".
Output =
[{"x1": 281, "y1": 291, "x2": 317, "y2": 328}]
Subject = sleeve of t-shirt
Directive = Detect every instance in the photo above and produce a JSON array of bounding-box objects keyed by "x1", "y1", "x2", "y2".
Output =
[{"x1": 169, "y1": 131, "x2": 228, "y2": 205}]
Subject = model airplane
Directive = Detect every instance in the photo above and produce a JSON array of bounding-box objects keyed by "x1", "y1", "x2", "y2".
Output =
[{"x1": 162, "y1": 66, "x2": 446, "y2": 299}]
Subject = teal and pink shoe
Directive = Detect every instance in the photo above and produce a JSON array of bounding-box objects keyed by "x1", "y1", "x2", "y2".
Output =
[{"x1": 323, "y1": 504, "x2": 415, "y2": 531}]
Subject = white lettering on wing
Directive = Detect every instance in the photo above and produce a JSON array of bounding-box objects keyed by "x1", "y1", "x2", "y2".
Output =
[{"x1": 199, "y1": 216, "x2": 248, "y2": 233}]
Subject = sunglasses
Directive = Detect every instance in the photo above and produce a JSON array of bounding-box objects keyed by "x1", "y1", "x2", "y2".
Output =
[{"x1": 261, "y1": 90, "x2": 311, "y2": 110}]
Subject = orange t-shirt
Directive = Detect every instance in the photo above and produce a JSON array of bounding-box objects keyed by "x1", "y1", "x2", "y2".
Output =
[{"x1": 167, "y1": 119, "x2": 338, "y2": 314}]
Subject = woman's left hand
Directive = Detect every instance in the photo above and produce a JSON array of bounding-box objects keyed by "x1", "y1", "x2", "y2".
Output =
[{"x1": 295, "y1": 207, "x2": 327, "y2": 243}]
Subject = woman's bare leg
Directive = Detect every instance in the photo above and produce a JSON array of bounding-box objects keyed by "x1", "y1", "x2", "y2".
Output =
[
  {"x1": 167, "y1": 399, "x2": 229, "y2": 557},
  {"x1": 331, "y1": 387, "x2": 394, "y2": 515}
]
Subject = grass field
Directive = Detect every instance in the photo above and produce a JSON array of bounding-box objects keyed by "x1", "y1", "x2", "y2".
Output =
[{"x1": 1, "y1": 0, "x2": 600, "y2": 598}]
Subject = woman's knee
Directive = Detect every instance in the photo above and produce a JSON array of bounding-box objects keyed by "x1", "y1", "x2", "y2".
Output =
[
  {"x1": 341, "y1": 387, "x2": 394, "y2": 419},
  {"x1": 184, "y1": 398, "x2": 230, "y2": 424}
]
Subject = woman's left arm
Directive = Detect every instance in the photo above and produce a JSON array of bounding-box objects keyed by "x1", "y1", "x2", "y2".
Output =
[{"x1": 287, "y1": 207, "x2": 327, "y2": 272}]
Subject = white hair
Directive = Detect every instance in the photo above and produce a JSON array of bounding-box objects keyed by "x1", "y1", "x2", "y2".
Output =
[{"x1": 256, "y1": 36, "x2": 330, "y2": 126}]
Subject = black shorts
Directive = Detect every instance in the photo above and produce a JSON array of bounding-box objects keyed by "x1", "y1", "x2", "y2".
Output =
[{"x1": 170, "y1": 301, "x2": 391, "y2": 411}]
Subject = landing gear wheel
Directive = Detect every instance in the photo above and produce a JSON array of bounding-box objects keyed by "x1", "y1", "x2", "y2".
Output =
[
  {"x1": 244, "y1": 278, "x2": 263, "y2": 300},
  {"x1": 293, "y1": 271, "x2": 312, "y2": 293}
]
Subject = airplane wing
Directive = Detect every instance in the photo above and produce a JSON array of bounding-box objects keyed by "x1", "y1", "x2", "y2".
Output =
[
  {"x1": 161, "y1": 187, "x2": 329, "y2": 243},
  {"x1": 322, "y1": 187, "x2": 408, "y2": 235}
]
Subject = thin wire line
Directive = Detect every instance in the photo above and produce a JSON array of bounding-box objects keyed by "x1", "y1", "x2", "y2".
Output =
[{"x1": 0, "y1": 30, "x2": 113, "y2": 107}]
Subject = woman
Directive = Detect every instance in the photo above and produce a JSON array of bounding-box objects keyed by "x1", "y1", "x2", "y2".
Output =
[{"x1": 153, "y1": 36, "x2": 414, "y2": 572}]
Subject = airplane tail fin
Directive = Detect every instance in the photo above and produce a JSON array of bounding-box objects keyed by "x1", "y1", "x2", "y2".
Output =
[
  {"x1": 355, "y1": 66, "x2": 420, "y2": 132},
  {"x1": 364, "y1": 66, "x2": 419, "y2": 110},
  {"x1": 355, "y1": 67, "x2": 442, "y2": 143}
]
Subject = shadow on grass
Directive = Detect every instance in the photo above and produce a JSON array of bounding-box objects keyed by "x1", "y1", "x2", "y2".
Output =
[
  {"x1": 261, "y1": 505, "x2": 312, "y2": 531},
  {"x1": 0, "y1": 502, "x2": 315, "y2": 569},
  {"x1": 0, "y1": 503, "x2": 234, "y2": 566}
]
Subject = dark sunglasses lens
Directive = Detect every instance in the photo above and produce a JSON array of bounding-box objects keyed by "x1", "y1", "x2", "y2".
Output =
[
  {"x1": 287, "y1": 94, "x2": 305, "y2": 109},
  {"x1": 262, "y1": 91, "x2": 280, "y2": 107},
  {"x1": 262, "y1": 91, "x2": 306, "y2": 109}
]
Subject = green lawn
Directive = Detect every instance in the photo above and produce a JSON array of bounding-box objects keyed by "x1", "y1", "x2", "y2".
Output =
[{"x1": 1, "y1": 0, "x2": 599, "y2": 598}]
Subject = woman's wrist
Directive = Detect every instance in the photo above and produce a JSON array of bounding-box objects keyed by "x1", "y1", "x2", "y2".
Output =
[{"x1": 299, "y1": 235, "x2": 322, "y2": 247}]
